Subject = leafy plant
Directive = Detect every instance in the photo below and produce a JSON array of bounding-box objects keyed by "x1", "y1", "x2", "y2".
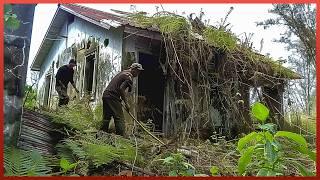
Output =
[
  {"x1": 237, "y1": 102, "x2": 315, "y2": 176},
  {"x1": 4, "y1": 146, "x2": 52, "y2": 176},
  {"x1": 59, "y1": 158, "x2": 78, "y2": 174},
  {"x1": 4, "y1": 4, "x2": 21, "y2": 30},
  {"x1": 56, "y1": 132, "x2": 143, "y2": 169},
  {"x1": 159, "y1": 153, "x2": 195, "y2": 176},
  {"x1": 23, "y1": 85, "x2": 38, "y2": 110},
  {"x1": 210, "y1": 166, "x2": 219, "y2": 176}
]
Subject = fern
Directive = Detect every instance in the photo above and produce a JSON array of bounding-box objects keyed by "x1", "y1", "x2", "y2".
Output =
[{"x1": 4, "y1": 146, "x2": 52, "y2": 176}]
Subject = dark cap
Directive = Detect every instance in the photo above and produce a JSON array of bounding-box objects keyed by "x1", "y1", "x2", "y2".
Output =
[
  {"x1": 130, "y1": 63, "x2": 144, "y2": 70},
  {"x1": 69, "y1": 59, "x2": 77, "y2": 65}
]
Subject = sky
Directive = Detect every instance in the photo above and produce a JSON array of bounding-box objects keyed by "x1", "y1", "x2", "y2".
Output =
[{"x1": 27, "y1": 3, "x2": 292, "y2": 84}]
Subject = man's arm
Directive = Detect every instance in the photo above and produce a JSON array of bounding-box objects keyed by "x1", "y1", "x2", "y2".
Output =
[
  {"x1": 120, "y1": 88, "x2": 129, "y2": 110},
  {"x1": 120, "y1": 79, "x2": 132, "y2": 110},
  {"x1": 70, "y1": 70, "x2": 79, "y2": 93},
  {"x1": 71, "y1": 82, "x2": 79, "y2": 93}
]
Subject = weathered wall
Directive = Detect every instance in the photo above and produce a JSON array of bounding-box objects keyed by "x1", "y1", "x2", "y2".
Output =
[
  {"x1": 36, "y1": 15, "x2": 123, "y2": 108},
  {"x1": 4, "y1": 4, "x2": 35, "y2": 146}
]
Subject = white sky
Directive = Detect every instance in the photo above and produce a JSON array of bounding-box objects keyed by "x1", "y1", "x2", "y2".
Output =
[{"x1": 27, "y1": 3, "x2": 293, "y2": 84}]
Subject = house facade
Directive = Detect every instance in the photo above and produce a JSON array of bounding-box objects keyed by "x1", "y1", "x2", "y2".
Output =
[{"x1": 31, "y1": 4, "x2": 300, "y2": 139}]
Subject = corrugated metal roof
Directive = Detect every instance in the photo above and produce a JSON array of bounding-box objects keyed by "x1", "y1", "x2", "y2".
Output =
[{"x1": 17, "y1": 109, "x2": 57, "y2": 155}]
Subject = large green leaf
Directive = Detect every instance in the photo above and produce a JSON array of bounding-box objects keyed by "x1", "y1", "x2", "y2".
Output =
[
  {"x1": 257, "y1": 168, "x2": 280, "y2": 176},
  {"x1": 264, "y1": 131, "x2": 274, "y2": 142},
  {"x1": 275, "y1": 131, "x2": 308, "y2": 154},
  {"x1": 264, "y1": 140, "x2": 276, "y2": 163},
  {"x1": 257, "y1": 168, "x2": 268, "y2": 176},
  {"x1": 237, "y1": 132, "x2": 258, "y2": 152},
  {"x1": 238, "y1": 146, "x2": 255, "y2": 175},
  {"x1": 307, "y1": 149, "x2": 316, "y2": 162},
  {"x1": 251, "y1": 102, "x2": 269, "y2": 123}
]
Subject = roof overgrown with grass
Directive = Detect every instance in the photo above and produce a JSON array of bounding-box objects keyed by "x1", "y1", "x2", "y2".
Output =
[{"x1": 127, "y1": 11, "x2": 300, "y2": 79}]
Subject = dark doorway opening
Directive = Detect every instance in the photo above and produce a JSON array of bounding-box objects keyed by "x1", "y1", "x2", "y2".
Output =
[
  {"x1": 44, "y1": 74, "x2": 52, "y2": 107},
  {"x1": 84, "y1": 54, "x2": 95, "y2": 94},
  {"x1": 138, "y1": 52, "x2": 165, "y2": 131}
]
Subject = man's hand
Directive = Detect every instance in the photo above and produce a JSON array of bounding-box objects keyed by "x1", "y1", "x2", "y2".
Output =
[{"x1": 72, "y1": 83, "x2": 79, "y2": 93}]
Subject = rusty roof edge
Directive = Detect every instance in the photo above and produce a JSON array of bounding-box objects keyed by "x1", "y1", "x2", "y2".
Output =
[
  {"x1": 59, "y1": 5, "x2": 112, "y2": 30},
  {"x1": 30, "y1": 5, "x2": 60, "y2": 71}
]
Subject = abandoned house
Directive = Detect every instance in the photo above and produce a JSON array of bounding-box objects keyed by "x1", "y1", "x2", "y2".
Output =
[{"x1": 30, "y1": 4, "x2": 300, "y2": 139}]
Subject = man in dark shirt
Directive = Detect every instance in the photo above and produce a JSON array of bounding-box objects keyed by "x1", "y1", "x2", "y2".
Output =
[
  {"x1": 102, "y1": 63, "x2": 144, "y2": 136},
  {"x1": 55, "y1": 59, "x2": 79, "y2": 107}
]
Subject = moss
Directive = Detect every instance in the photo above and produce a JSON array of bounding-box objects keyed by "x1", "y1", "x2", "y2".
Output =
[
  {"x1": 128, "y1": 12, "x2": 190, "y2": 35},
  {"x1": 203, "y1": 27, "x2": 237, "y2": 51},
  {"x1": 153, "y1": 15, "x2": 190, "y2": 34}
]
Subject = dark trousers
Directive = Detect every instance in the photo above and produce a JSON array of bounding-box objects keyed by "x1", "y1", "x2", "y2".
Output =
[
  {"x1": 55, "y1": 85, "x2": 69, "y2": 107},
  {"x1": 102, "y1": 97, "x2": 126, "y2": 136}
]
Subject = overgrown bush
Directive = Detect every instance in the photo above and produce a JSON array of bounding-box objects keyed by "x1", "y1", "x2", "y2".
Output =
[{"x1": 237, "y1": 102, "x2": 316, "y2": 176}]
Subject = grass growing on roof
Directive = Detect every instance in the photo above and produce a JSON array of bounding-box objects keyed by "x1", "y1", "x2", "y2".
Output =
[
  {"x1": 241, "y1": 47, "x2": 300, "y2": 79},
  {"x1": 203, "y1": 27, "x2": 237, "y2": 51},
  {"x1": 153, "y1": 15, "x2": 190, "y2": 34},
  {"x1": 128, "y1": 12, "x2": 190, "y2": 35}
]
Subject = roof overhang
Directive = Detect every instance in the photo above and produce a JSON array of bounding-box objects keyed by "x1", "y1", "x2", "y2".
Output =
[{"x1": 30, "y1": 7, "x2": 69, "y2": 71}]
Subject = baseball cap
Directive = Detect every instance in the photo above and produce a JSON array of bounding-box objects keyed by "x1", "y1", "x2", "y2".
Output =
[
  {"x1": 130, "y1": 63, "x2": 144, "y2": 70},
  {"x1": 69, "y1": 59, "x2": 77, "y2": 65}
]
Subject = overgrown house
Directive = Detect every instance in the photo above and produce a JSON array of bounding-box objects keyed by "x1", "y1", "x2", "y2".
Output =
[{"x1": 31, "y1": 4, "x2": 300, "y2": 139}]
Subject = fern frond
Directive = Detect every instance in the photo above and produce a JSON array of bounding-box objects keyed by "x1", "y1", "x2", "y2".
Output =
[{"x1": 4, "y1": 146, "x2": 52, "y2": 176}]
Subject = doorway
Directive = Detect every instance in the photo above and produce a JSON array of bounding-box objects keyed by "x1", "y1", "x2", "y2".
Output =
[
  {"x1": 44, "y1": 74, "x2": 52, "y2": 107},
  {"x1": 138, "y1": 52, "x2": 165, "y2": 131},
  {"x1": 83, "y1": 53, "x2": 96, "y2": 97}
]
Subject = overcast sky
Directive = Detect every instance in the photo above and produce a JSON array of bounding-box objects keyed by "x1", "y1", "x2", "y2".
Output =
[{"x1": 27, "y1": 3, "x2": 293, "y2": 84}]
